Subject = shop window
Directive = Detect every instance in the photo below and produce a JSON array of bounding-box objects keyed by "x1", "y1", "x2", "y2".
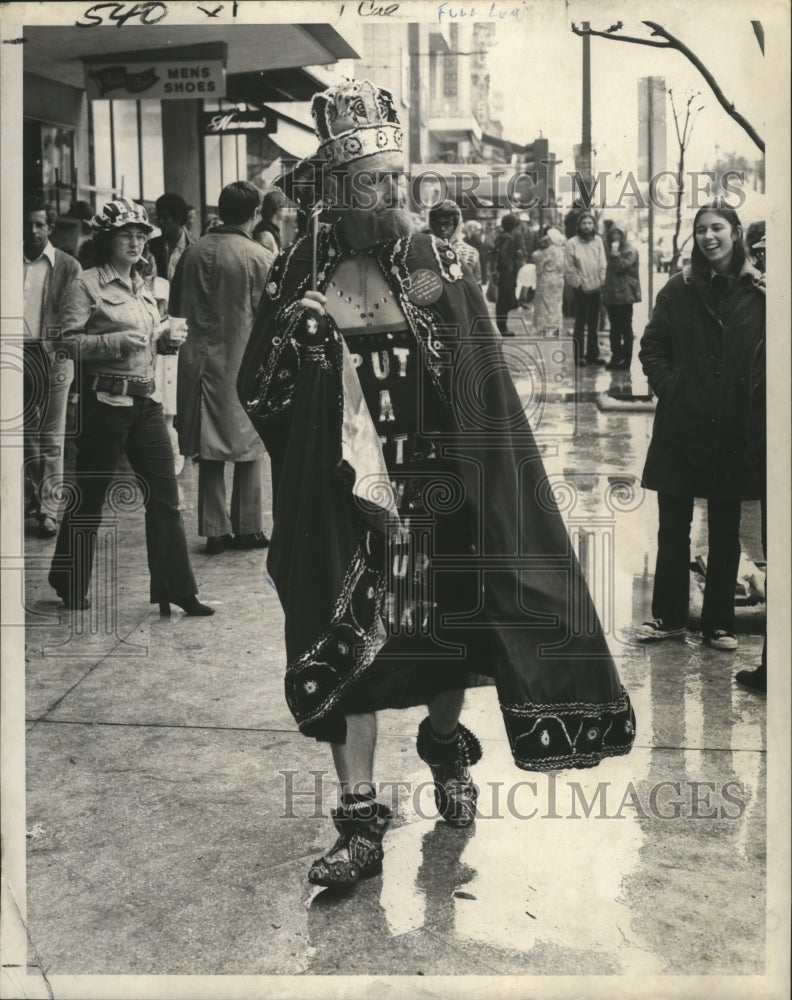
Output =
[
  {"x1": 112, "y1": 101, "x2": 141, "y2": 199},
  {"x1": 90, "y1": 99, "x2": 164, "y2": 205},
  {"x1": 203, "y1": 99, "x2": 249, "y2": 211},
  {"x1": 140, "y1": 102, "x2": 165, "y2": 203},
  {"x1": 23, "y1": 119, "x2": 75, "y2": 213},
  {"x1": 91, "y1": 102, "x2": 114, "y2": 202}
]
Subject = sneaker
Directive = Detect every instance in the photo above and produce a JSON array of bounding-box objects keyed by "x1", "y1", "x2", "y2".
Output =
[
  {"x1": 636, "y1": 619, "x2": 686, "y2": 641},
  {"x1": 705, "y1": 630, "x2": 738, "y2": 651}
]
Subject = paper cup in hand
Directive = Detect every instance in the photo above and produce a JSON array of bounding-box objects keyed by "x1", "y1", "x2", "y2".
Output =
[{"x1": 168, "y1": 317, "x2": 188, "y2": 346}]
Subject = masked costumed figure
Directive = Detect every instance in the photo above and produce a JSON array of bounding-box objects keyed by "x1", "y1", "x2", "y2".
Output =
[{"x1": 238, "y1": 80, "x2": 635, "y2": 889}]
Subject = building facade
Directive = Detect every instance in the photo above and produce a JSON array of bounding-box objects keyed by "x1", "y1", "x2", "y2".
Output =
[{"x1": 23, "y1": 23, "x2": 360, "y2": 230}]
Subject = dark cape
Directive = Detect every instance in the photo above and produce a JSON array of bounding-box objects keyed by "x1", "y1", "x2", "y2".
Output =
[{"x1": 238, "y1": 224, "x2": 635, "y2": 770}]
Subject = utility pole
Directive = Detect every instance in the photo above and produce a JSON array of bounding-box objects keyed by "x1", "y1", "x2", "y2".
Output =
[
  {"x1": 647, "y1": 80, "x2": 654, "y2": 308},
  {"x1": 581, "y1": 20, "x2": 593, "y2": 198},
  {"x1": 638, "y1": 76, "x2": 666, "y2": 309}
]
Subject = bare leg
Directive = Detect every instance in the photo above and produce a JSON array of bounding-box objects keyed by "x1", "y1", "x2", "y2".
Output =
[
  {"x1": 331, "y1": 712, "x2": 377, "y2": 797},
  {"x1": 311, "y1": 711, "x2": 390, "y2": 887},
  {"x1": 428, "y1": 688, "x2": 465, "y2": 734}
]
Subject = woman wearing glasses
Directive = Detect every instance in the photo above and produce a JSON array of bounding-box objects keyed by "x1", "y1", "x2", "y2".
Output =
[{"x1": 49, "y1": 199, "x2": 214, "y2": 617}]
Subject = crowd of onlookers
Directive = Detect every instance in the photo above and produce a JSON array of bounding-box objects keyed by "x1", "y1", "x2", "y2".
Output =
[{"x1": 426, "y1": 203, "x2": 642, "y2": 364}]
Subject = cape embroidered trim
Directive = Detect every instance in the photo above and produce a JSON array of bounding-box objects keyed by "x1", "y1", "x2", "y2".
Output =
[
  {"x1": 284, "y1": 532, "x2": 389, "y2": 731},
  {"x1": 499, "y1": 686, "x2": 636, "y2": 771},
  {"x1": 429, "y1": 233, "x2": 464, "y2": 282}
]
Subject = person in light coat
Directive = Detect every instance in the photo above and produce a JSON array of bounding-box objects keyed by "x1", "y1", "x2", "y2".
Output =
[
  {"x1": 532, "y1": 227, "x2": 566, "y2": 335},
  {"x1": 170, "y1": 181, "x2": 276, "y2": 554},
  {"x1": 565, "y1": 210, "x2": 606, "y2": 365}
]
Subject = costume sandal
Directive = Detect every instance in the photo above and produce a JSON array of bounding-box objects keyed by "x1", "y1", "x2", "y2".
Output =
[
  {"x1": 416, "y1": 717, "x2": 482, "y2": 828},
  {"x1": 307, "y1": 801, "x2": 391, "y2": 888}
]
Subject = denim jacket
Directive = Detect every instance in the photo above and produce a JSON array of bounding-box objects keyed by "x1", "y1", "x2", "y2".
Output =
[{"x1": 59, "y1": 264, "x2": 161, "y2": 380}]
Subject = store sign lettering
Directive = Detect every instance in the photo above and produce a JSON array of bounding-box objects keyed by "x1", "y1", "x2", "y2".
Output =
[
  {"x1": 199, "y1": 110, "x2": 277, "y2": 136},
  {"x1": 88, "y1": 66, "x2": 160, "y2": 96},
  {"x1": 85, "y1": 59, "x2": 226, "y2": 99}
]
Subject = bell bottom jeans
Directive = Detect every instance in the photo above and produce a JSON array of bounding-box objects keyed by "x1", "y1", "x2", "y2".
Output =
[
  {"x1": 573, "y1": 289, "x2": 602, "y2": 362},
  {"x1": 49, "y1": 392, "x2": 196, "y2": 604},
  {"x1": 651, "y1": 493, "x2": 741, "y2": 635},
  {"x1": 606, "y1": 303, "x2": 634, "y2": 366}
]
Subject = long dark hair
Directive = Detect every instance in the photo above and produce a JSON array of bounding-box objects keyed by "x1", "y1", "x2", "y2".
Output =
[
  {"x1": 261, "y1": 189, "x2": 286, "y2": 225},
  {"x1": 253, "y1": 189, "x2": 287, "y2": 247},
  {"x1": 690, "y1": 200, "x2": 745, "y2": 279}
]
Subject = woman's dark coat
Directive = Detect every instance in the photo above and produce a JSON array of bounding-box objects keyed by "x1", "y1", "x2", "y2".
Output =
[
  {"x1": 639, "y1": 262, "x2": 765, "y2": 501},
  {"x1": 602, "y1": 241, "x2": 641, "y2": 305}
]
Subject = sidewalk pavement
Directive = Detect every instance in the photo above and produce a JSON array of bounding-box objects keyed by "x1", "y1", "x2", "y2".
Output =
[{"x1": 18, "y1": 332, "x2": 766, "y2": 986}]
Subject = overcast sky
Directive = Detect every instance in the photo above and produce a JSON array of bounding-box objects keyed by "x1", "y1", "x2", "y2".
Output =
[{"x1": 487, "y1": 1, "x2": 768, "y2": 223}]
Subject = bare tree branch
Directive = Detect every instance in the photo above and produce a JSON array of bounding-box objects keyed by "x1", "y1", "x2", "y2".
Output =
[
  {"x1": 643, "y1": 21, "x2": 764, "y2": 152},
  {"x1": 571, "y1": 20, "x2": 765, "y2": 152},
  {"x1": 668, "y1": 90, "x2": 704, "y2": 273},
  {"x1": 571, "y1": 22, "x2": 669, "y2": 48},
  {"x1": 751, "y1": 20, "x2": 764, "y2": 54}
]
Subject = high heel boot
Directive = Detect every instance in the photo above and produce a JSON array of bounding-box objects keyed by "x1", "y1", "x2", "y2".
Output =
[{"x1": 159, "y1": 595, "x2": 215, "y2": 617}]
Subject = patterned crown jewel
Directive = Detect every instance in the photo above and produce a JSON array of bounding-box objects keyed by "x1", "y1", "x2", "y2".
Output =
[{"x1": 311, "y1": 79, "x2": 403, "y2": 169}]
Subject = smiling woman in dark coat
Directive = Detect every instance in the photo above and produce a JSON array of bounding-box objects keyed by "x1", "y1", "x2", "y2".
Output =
[{"x1": 636, "y1": 200, "x2": 765, "y2": 651}]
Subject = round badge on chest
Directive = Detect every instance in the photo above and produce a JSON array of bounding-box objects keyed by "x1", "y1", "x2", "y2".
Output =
[{"x1": 406, "y1": 268, "x2": 443, "y2": 307}]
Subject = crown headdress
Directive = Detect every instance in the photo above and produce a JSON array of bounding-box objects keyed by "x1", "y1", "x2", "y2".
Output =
[{"x1": 311, "y1": 79, "x2": 403, "y2": 169}]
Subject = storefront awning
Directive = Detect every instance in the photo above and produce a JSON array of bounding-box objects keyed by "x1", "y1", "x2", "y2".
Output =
[
  {"x1": 227, "y1": 67, "x2": 330, "y2": 104},
  {"x1": 24, "y1": 24, "x2": 360, "y2": 90}
]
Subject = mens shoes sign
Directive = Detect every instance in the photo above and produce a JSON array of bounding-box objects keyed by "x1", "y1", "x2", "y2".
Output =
[{"x1": 84, "y1": 44, "x2": 227, "y2": 100}]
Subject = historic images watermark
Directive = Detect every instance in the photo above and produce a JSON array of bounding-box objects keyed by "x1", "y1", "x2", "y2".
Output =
[
  {"x1": 296, "y1": 164, "x2": 750, "y2": 213},
  {"x1": 279, "y1": 769, "x2": 748, "y2": 821}
]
